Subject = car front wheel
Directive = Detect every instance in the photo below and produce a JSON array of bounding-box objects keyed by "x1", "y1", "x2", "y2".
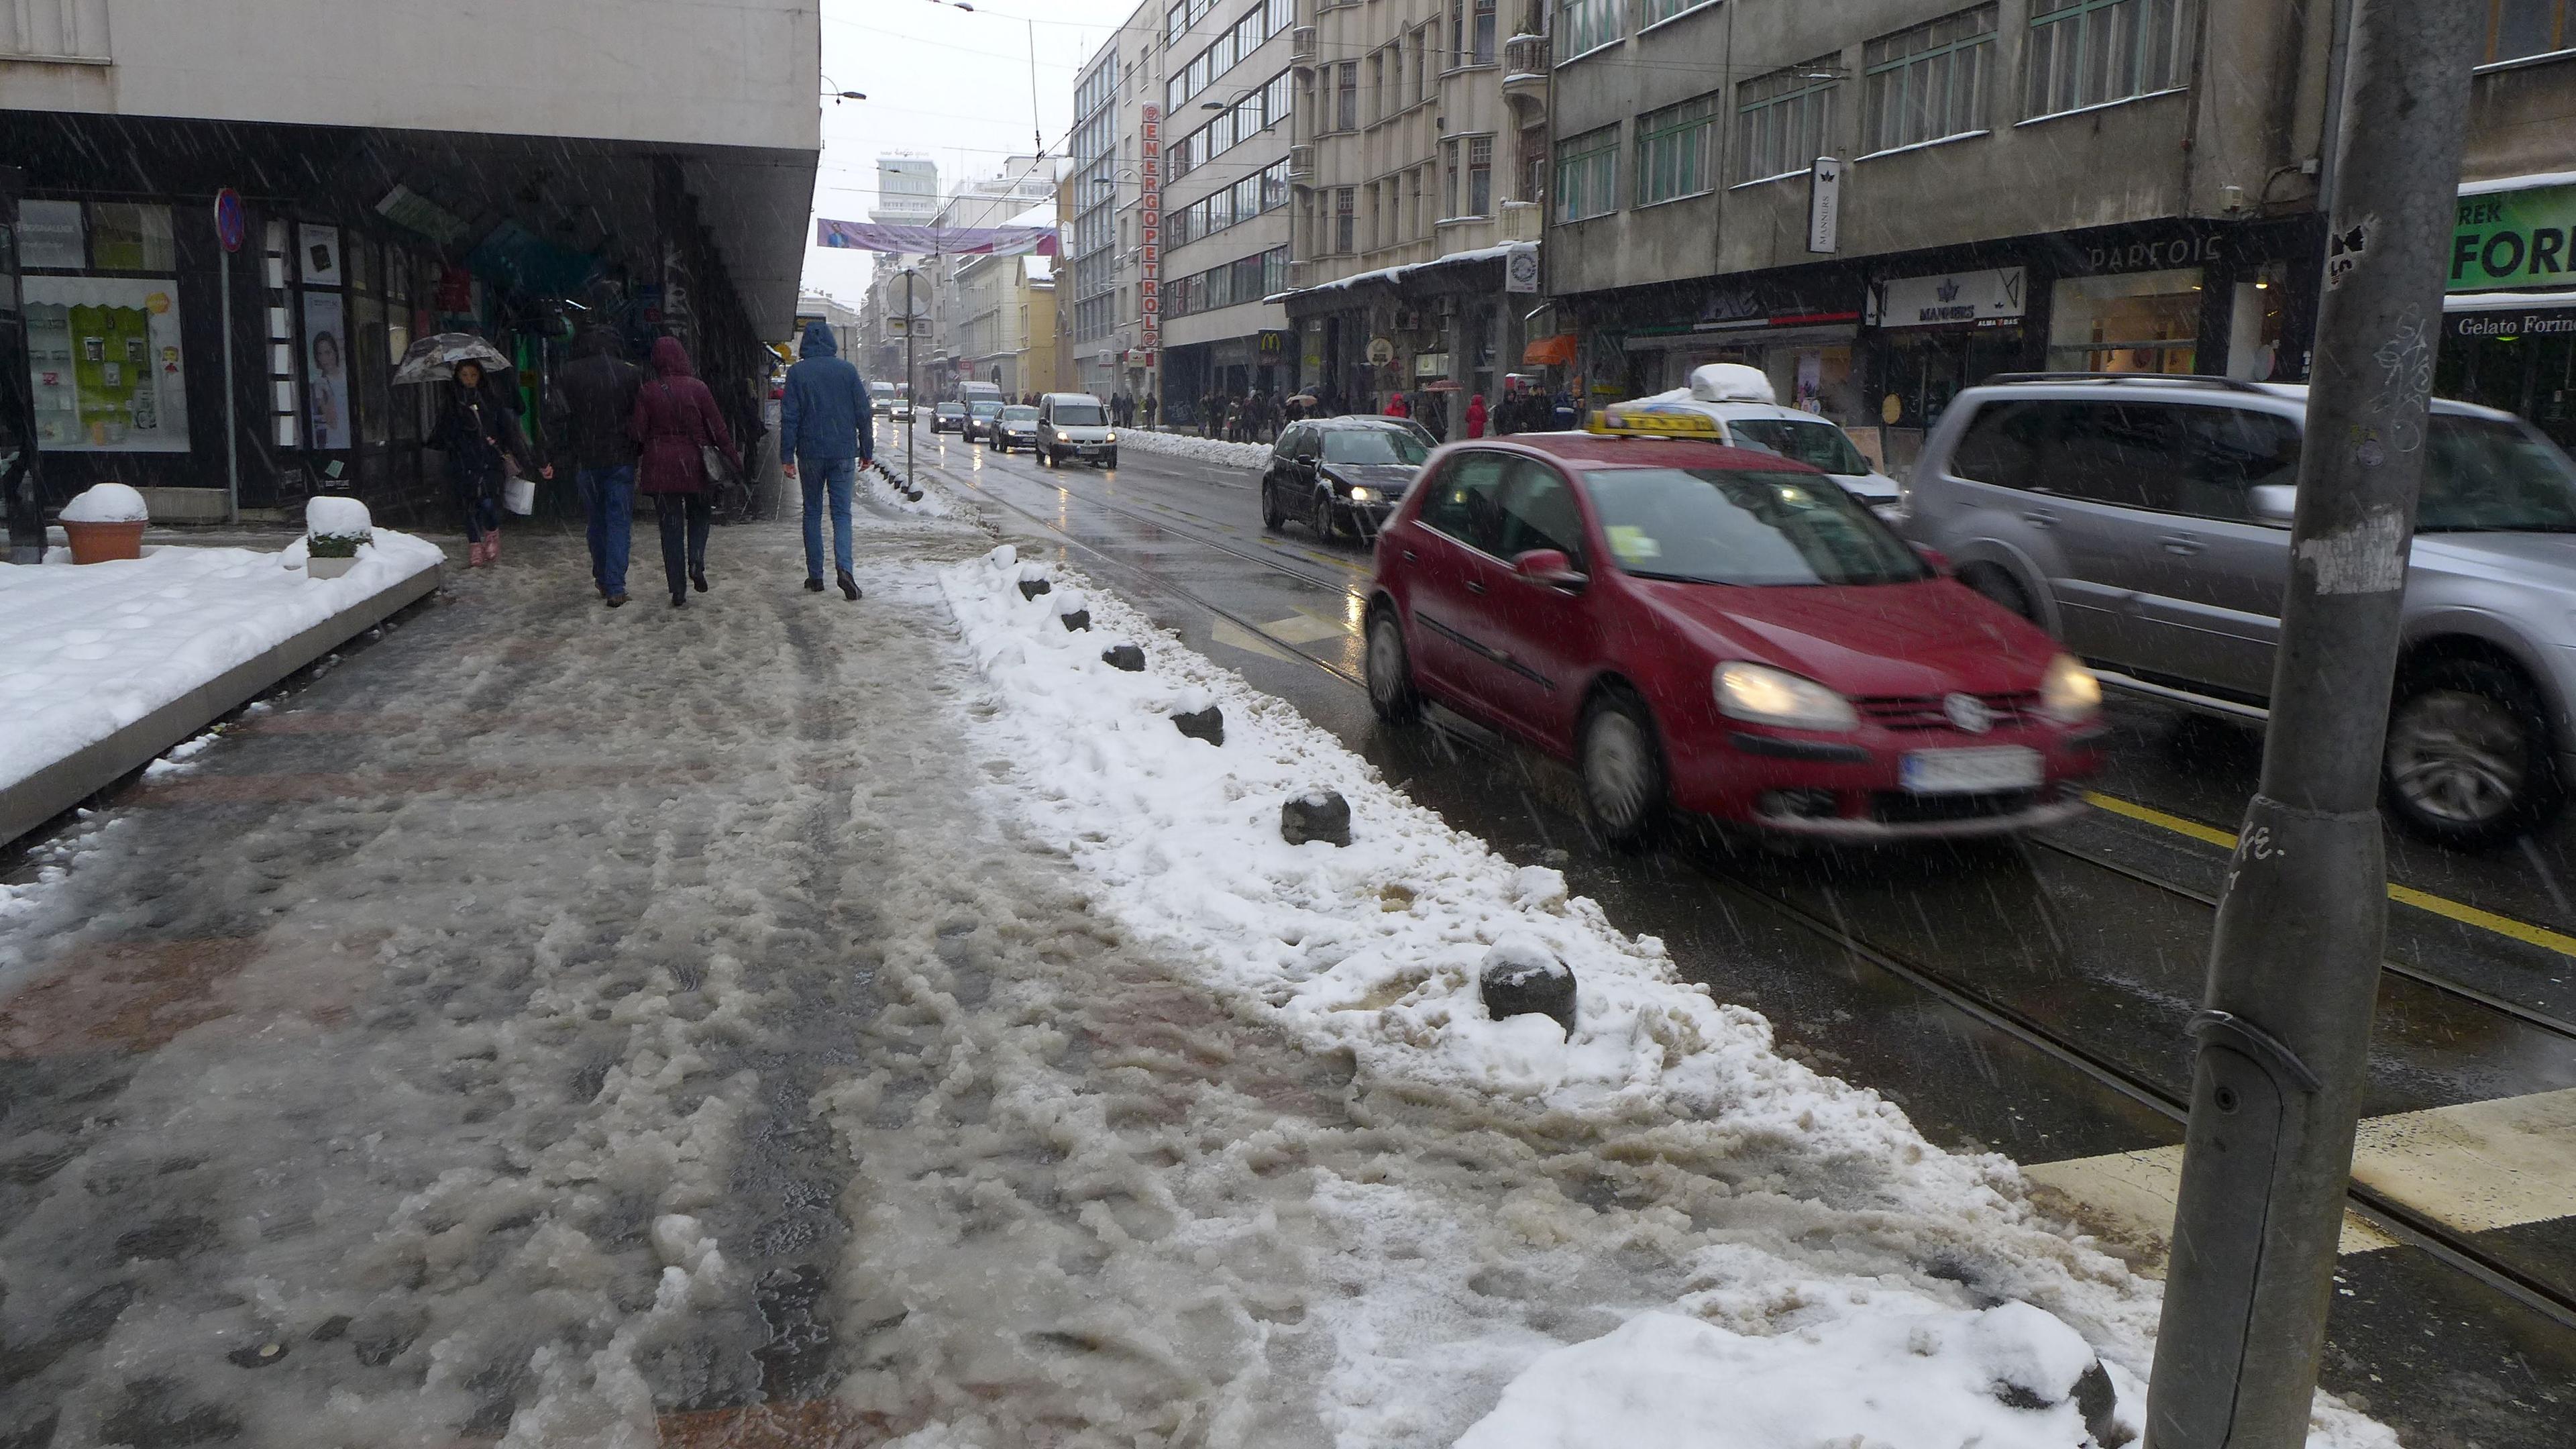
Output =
[
  {"x1": 1365, "y1": 609, "x2": 1421, "y2": 724},
  {"x1": 1310, "y1": 490, "x2": 1337, "y2": 541},
  {"x1": 2383, "y1": 657, "x2": 2562, "y2": 848},
  {"x1": 1580, "y1": 690, "x2": 1667, "y2": 849},
  {"x1": 1261, "y1": 480, "x2": 1285, "y2": 531}
]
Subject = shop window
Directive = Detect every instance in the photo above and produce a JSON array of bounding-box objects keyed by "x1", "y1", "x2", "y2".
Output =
[
  {"x1": 1556, "y1": 125, "x2": 1619, "y2": 222},
  {"x1": 1737, "y1": 58, "x2": 1839, "y2": 184},
  {"x1": 19, "y1": 199, "x2": 191, "y2": 454},
  {"x1": 354, "y1": 292, "x2": 390, "y2": 447},
  {"x1": 88, "y1": 203, "x2": 174, "y2": 272},
  {"x1": 17, "y1": 199, "x2": 87, "y2": 269},
  {"x1": 2049, "y1": 268, "x2": 2202, "y2": 374},
  {"x1": 1636, "y1": 93, "x2": 1719, "y2": 205},
  {"x1": 2485, "y1": 1, "x2": 2573, "y2": 63},
  {"x1": 1863, "y1": 6, "x2": 1996, "y2": 154},
  {"x1": 2025, "y1": 0, "x2": 2193, "y2": 119},
  {"x1": 2225, "y1": 260, "x2": 2292, "y2": 381}
]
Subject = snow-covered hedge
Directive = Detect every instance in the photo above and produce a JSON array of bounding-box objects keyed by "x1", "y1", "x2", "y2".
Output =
[
  {"x1": 305, "y1": 495, "x2": 374, "y2": 556},
  {"x1": 58, "y1": 483, "x2": 149, "y2": 524},
  {"x1": 1115, "y1": 428, "x2": 1271, "y2": 470}
]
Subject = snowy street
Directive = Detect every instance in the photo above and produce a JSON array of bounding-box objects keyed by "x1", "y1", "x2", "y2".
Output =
[{"x1": 0, "y1": 488, "x2": 2253, "y2": 1447}]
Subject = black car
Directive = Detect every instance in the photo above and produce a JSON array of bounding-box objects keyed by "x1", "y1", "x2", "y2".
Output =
[
  {"x1": 1261, "y1": 417, "x2": 1433, "y2": 541},
  {"x1": 990, "y1": 404, "x2": 1040, "y2": 453},
  {"x1": 930, "y1": 401, "x2": 967, "y2": 434}
]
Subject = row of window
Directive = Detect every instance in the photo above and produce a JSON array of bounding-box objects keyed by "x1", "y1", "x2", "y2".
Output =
[
  {"x1": 1168, "y1": 160, "x2": 1293, "y2": 248},
  {"x1": 1555, "y1": 0, "x2": 2193, "y2": 223},
  {"x1": 1165, "y1": 245, "x2": 1291, "y2": 319},
  {"x1": 1076, "y1": 53, "x2": 1118, "y2": 123},
  {"x1": 1169, "y1": 70, "x2": 1292, "y2": 185},
  {"x1": 1316, "y1": 133, "x2": 1497, "y2": 256},
  {"x1": 1167, "y1": 0, "x2": 1295, "y2": 115}
]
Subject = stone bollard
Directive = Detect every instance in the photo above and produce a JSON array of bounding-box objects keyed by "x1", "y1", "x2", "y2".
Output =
[
  {"x1": 1172, "y1": 705, "x2": 1225, "y2": 745},
  {"x1": 1060, "y1": 609, "x2": 1092, "y2": 632},
  {"x1": 1102, "y1": 645, "x2": 1146, "y2": 672},
  {"x1": 1479, "y1": 938, "x2": 1575, "y2": 1032},
  {"x1": 1281, "y1": 790, "x2": 1350, "y2": 846},
  {"x1": 1018, "y1": 577, "x2": 1052, "y2": 600}
]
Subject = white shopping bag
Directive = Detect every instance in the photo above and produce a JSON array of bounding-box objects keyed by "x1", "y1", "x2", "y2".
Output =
[{"x1": 502, "y1": 475, "x2": 536, "y2": 515}]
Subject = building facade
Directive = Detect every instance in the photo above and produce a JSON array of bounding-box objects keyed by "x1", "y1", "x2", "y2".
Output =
[
  {"x1": 1542, "y1": 1, "x2": 2576, "y2": 466},
  {"x1": 919, "y1": 158, "x2": 1056, "y2": 399},
  {"x1": 1, "y1": 0, "x2": 820, "y2": 547}
]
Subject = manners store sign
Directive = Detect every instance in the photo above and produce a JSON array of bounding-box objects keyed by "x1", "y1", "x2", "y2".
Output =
[{"x1": 2452, "y1": 182, "x2": 2576, "y2": 291}]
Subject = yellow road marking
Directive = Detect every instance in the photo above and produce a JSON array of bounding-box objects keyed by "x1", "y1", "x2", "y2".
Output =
[
  {"x1": 2082, "y1": 791, "x2": 2576, "y2": 958},
  {"x1": 1208, "y1": 618, "x2": 1292, "y2": 661}
]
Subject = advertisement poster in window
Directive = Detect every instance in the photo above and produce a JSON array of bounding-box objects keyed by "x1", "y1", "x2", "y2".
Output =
[
  {"x1": 299, "y1": 223, "x2": 343, "y2": 286},
  {"x1": 18, "y1": 200, "x2": 87, "y2": 270},
  {"x1": 21, "y1": 276, "x2": 191, "y2": 452},
  {"x1": 303, "y1": 289, "x2": 352, "y2": 450}
]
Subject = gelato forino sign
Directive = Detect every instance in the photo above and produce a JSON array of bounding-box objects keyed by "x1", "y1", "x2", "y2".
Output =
[{"x1": 2452, "y1": 182, "x2": 2576, "y2": 292}]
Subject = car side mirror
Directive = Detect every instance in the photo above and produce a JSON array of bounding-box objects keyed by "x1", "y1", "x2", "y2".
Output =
[
  {"x1": 2250, "y1": 484, "x2": 2297, "y2": 528},
  {"x1": 1514, "y1": 548, "x2": 1589, "y2": 592},
  {"x1": 1295, "y1": 451, "x2": 1318, "y2": 466}
]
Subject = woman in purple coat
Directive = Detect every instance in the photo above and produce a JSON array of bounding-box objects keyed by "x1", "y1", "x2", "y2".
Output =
[{"x1": 631, "y1": 337, "x2": 743, "y2": 608}]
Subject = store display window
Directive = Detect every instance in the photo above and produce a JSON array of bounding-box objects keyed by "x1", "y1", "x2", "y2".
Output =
[
  {"x1": 2049, "y1": 267, "x2": 2202, "y2": 374},
  {"x1": 19, "y1": 199, "x2": 192, "y2": 453}
]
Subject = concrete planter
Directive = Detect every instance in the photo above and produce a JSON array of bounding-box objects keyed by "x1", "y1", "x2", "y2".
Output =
[
  {"x1": 307, "y1": 554, "x2": 359, "y2": 580},
  {"x1": 62, "y1": 520, "x2": 146, "y2": 564}
]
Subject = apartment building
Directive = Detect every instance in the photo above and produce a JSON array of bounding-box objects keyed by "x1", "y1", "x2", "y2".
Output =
[
  {"x1": 1281, "y1": 0, "x2": 1550, "y2": 435},
  {"x1": 1155, "y1": 0, "x2": 1300, "y2": 417},
  {"x1": 920, "y1": 158, "x2": 1057, "y2": 399},
  {"x1": 1544, "y1": 1, "x2": 2576, "y2": 458}
]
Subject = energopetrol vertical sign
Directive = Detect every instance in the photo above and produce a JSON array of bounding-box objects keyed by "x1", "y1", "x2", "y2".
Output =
[
  {"x1": 1138, "y1": 103, "x2": 1161, "y2": 364},
  {"x1": 2451, "y1": 181, "x2": 2576, "y2": 291}
]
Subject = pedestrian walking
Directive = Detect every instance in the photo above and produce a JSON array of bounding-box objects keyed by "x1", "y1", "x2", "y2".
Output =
[
  {"x1": 1466, "y1": 392, "x2": 1489, "y2": 439},
  {"x1": 431, "y1": 360, "x2": 545, "y2": 568},
  {"x1": 1550, "y1": 386, "x2": 1578, "y2": 431},
  {"x1": 1383, "y1": 391, "x2": 1409, "y2": 420},
  {"x1": 777, "y1": 319, "x2": 869, "y2": 601},
  {"x1": 554, "y1": 325, "x2": 644, "y2": 606},
  {"x1": 1142, "y1": 392, "x2": 1159, "y2": 429},
  {"x1": 632, "y1": 337, "x2": 743, "y2": 609}
]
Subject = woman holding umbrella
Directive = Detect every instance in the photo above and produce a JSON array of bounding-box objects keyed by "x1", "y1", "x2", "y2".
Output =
[
  {"x1": 631, "y1": 336, "x2": 742, "y2": 608},
  {"x1": 429, "y1": 358, "x2": 545, "y2": 566}
]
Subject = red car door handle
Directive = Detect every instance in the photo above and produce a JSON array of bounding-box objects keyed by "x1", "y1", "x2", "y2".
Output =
[
  {"x1": 1401, "y1": 549, "x2": 1417, "y2": 562},
  {"x1": 1464, "y1": 580, "x2": 1487, "y2": 596}
]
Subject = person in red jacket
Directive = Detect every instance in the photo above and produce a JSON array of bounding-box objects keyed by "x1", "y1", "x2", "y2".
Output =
[
  {"x1": 1382, "y1": 390, "x2": 1409, "y2": 419},
  {"x1": 1465, "y1": 392, "x2": 1488, "y2": 438},
  {"x1": 631, "y1": 337, "x2": 743, "y2": 608}
]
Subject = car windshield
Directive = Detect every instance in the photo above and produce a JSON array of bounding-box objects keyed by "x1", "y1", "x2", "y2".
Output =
[
  {"x1": 1001, "y1": 407, "x2": 1037, "y2": 421},
  {"x1": 936, "y1": 403, "x2": 962, "y2": 415},
  {"x1": 2417, "y1": 417, "x2": 2576, "y2": 533},
  {"x1": 971, "y1": 402, "x2": 1001, "y2": 417},
  {"x1": 1584, "y1": 467, "x2": 1932, "y2": 586},
  {"x1": 1725, "y1": 417, "x2": 1872, "y2": 476},
  {"x1": 1053, "y1": 404, "x2": 1106, "y2": 425},
  {"x1": 1321, "y1": 429, "x2": 1431, "y2": 466}
]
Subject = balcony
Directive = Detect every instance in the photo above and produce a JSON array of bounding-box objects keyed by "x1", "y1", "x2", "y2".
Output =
[
  {"x1": 1503, "y1": 32, "x2": 1548, "y2": 117},
  {"x1": 1291, "y1": 25, "x2": 1318, "y2": 70},
  {"x1": 1287, "y1": 144, "x2": 1316, "y2": 181}
]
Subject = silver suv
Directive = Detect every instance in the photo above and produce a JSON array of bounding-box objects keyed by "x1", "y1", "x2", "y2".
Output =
[{"x1": 1901, "y1": 374, "x2": 2576, "y2": 847}]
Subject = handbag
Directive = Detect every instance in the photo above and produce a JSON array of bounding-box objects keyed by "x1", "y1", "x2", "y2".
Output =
[{"x1": 502, "y1": 473, "x2": 536, "y2": 515}]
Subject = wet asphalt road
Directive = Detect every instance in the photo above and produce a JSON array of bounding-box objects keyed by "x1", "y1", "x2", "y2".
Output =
[{"x1": 895, "y1": 419, "x2": 2576, "y2": 1449}]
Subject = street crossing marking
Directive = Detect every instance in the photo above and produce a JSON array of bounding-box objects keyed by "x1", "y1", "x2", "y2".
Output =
[
  {"x1": 2083, "y1": 790, "x2": 2576, "y2": 959},
  {"x1": 1209, "y1": 618, "x2": 1292, "y2": 661},
  {"x1": 2025, "y1": 1087, "x2": 2576, "y2": 1266},
  {"x1": 1262, "y1": 613, "x2": 1348, "y2": 645}
]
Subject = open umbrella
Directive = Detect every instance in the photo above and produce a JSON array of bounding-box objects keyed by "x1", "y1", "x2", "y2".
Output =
[{"x1": 392, "y1": 332, "x2": 513, "y2": 386}]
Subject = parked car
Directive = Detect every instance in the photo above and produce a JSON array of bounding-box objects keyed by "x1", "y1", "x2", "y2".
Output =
[
  {"x1": 1362, "y1": 414, "x2": 2104, "y2": 843},
  {"x1": 967, "y1": 400, "x2": 1005, "y2": 441},
  {"x1": 1901, "y1": 373, "x2": 2576, "y2": 846},
  {"x1": 1615, "y1": 364, "x2": 1902, "y2": 511},
  {"x1": 1263, "y1": 417, "x2": 1432, "y2": 541},
  {"x1": 991, "y1": 404, "x2": 1040, "y2": 453},
  {"x1": 931, "y1": 401, "x2": 967, "y2": 434},
  {"x1": 1036, "y1": 392, "x2": 1117, "y2": 468}
]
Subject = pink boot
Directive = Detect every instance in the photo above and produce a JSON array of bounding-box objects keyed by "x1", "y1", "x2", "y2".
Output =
[{"x1": 485, "y1": 525, "x2": 500, "y2": 562}]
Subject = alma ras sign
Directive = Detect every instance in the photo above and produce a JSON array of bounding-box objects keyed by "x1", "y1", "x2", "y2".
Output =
[{"x1": 1874, "y1": 267, "x2": 2026, "y2": 328}]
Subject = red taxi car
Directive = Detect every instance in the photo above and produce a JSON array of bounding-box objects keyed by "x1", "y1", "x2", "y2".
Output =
[{"x1": 1362, "y1": 411, "x2": 2105, "y2": 842}]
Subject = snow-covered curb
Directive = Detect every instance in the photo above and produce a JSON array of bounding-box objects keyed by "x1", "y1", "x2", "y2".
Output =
[
  {"x1": 1114, "y1": 427, "x2": 1270, "y2": 470},
  {"x1": 932, "y1": 543, "x2": 2399, "y2": 1448}
]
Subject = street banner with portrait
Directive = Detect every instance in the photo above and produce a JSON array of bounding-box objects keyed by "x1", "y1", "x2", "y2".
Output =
[
  {"x1": 303, "y1": 289, "x2": 352, "y2": 451},
  {"x1": 20, "y1": 276, "x2": 191, "y2": 452}
]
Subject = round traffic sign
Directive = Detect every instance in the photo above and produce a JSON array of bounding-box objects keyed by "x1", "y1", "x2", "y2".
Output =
[{"x1": 213, "y1": 189, "x2": 246, "y2": 254}]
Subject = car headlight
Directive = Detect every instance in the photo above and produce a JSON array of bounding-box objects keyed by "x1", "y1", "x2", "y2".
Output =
[
  {"x1": 1715, "y1": 661, "x2": 1858, "y2": 732},
  {"x1": 1106, "y1": 431, "x2": 1118, "y2": 443},
  {"x1": 1347, "y1": 486, "x2": 1377, "y2": 503},
  {"x1": 2041, "y1": 653, "x2": 2102, "y2": 724},
  {"x1": 1056, "y1": 430, "x2": 1071, "y2": 441}
]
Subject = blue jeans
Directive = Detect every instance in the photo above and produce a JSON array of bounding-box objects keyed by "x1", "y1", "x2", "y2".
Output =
[
  {"x1": 800, "y1": 456, "x2": 857, "y2": 580},
  {"x1": 576, "y1": 464, "x2": 635, "y2": 594}
]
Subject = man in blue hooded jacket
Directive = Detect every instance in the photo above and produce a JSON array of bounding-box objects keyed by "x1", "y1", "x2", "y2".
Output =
[{"x1": 780, "y1": 319, "x2": 870, "y2": 600}]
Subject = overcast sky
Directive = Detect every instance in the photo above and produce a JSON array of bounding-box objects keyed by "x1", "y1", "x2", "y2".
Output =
[{"x1": 803, "y1": 0, "x2": 1143, "y2": 305}]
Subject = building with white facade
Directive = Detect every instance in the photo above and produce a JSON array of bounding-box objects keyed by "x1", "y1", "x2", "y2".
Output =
[
  {"x1": 871, "y1": 155, "x2": 941, "y2": 225},
  {"x1": 1155, "y1": 0, "x2": 1298, "y2": 421}
]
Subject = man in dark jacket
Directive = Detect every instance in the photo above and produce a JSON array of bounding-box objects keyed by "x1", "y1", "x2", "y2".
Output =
[
  {"x1": 554, "y1": 325, "x2": 645, "y2": 606},
  {"x1": 779, "y1": 319, "x2": 870, "y2": 600}
]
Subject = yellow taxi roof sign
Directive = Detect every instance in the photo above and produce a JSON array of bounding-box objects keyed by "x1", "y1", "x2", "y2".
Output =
[{"x1": 1587, "y1": 406, "x2": 1723, "y2": 439}]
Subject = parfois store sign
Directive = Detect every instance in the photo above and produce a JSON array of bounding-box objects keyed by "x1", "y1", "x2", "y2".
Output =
[
  {"x1": 2452, "y1": 182, "x2": 2576, "y2": 292},
  {"x1": 1138, "y1": 103, "x2": 1162, "y2": 362}
]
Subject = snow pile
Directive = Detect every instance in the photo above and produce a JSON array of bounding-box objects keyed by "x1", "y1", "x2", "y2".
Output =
[
  {"x1": 1116, "y1": 427, "x2": 1271, "y2": 470},
  {"x1": 58, "y1": 482, "x2": 149, "y2": 523},
  {"x1": 862, "y1": 457, "x2": 960, "y2": 518},
  {"x1": 305, "y1": 494, "x2": 373, "y2": 539},
  {"x1": 0, "y1": 532, "x2": 442, "y2": 794},
  {"x1": 932, "y1": 543, "x2": 2400, "y2": 1448}
]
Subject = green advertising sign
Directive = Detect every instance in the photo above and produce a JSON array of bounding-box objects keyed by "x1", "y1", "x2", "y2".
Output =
[{"x1": 2453, "y1": 182, "x2": 2576, "y2": 292}]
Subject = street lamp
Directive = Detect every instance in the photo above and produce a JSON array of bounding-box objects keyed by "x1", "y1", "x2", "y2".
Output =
[{"x1": 819, "y1": 74, "x2": 867, "y2": 103}]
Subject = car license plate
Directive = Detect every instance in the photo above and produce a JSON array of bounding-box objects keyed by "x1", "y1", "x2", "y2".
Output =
[{"x1": 1900, "y1": 746, "x2": 2042, "y2": 795}]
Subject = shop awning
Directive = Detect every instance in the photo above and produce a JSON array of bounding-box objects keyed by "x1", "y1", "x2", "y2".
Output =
[{"x1": 1524, "y1": 333, "x2": 1578, "y2": 366}]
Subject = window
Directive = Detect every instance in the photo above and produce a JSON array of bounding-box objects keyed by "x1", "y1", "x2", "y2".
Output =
[
  {"x1": 1369, "y1": 182, "x2": 1385, "y2": 250},
  {"x1": 1262, "y1": 158, "x2": 1290, "y2": 210},
  {"x1": 1587, "y1": 468, "x2": 1928, "y2": 585},
  {"x1": 2025, "y1": 0, "x2": 2193, "y2": 118},
  {"x1": 2487, "y1": 1, "x2": 2574, "y2": 61},
  {"x1": 1864, "y1": 6, "x2": 1996, "y2": 153},
  {"x1": 1336, "y1": 61, "x2": 1358, "y2": 130},
  {"x1": 1468, "y1": 136, "x2": 1494, "y2": 216},
  {"x1": 1558, "y1": 0, "x2": 1623, "y2": 60},
  {"x1": 1556, "y1": 124, "x2": 1619, "y2": 221},
  {"x1": 1520, "y1": 125, "x2": 1549, "y2": 205},
  {"x1": 1495, "y1": 460, "x2": 1586, "y2": 566},
  {"x1": 1404, "y1": 167, "x2": 1421, "y2": 237},
  {"x1": 1413, "y1": 27, "x2": 1430, "y2": 102},
  {"x1": 1472, "y1": 0, "x2": 1498, "y2": 64},
  {"x1": 1635, "y1": 93, "x2": 1719, "y2": 205},
  {"x1": 1420, "y1": 451, "x2": 1511, "y2": 551},
  {"x1": 1737, "y1": 59, "x2": 1839, "y2": 183},
  {"x1": 1640, "y1": 0, "x2": 1718, "y2": 25},
  {"x1": 1445, "y1": 142, "x2": 1460, "y2": 218},
  {"x1": 2048, "y1": 268, "x2": 2203, "y2": 373},
  {"x1": 1371, "y1": 50, "x2": 1388, "y2": 121},
  {"x1": 1335, "y1": 187, "x2": 1356, "y2": 253},
  {"x1": 1265, "y1": 69, "x2": 1293, "y2": 126}
]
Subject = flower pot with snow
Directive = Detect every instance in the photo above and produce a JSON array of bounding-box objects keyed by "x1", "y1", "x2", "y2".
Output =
[
  {"x1": 58, "y1": 483, "x2": 150, "y2": 564},
  {"x1": 304, "y1": 495, "x2": 372, "y2": 580}
]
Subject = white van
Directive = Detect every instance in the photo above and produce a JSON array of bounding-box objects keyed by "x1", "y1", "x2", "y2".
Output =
[
  {"x1": 1036, "y1": 392, "x2": 1117, "y2": 469},
  {"x1": 1620, "y1": 364, "x2": 1902, "y2": 511}
]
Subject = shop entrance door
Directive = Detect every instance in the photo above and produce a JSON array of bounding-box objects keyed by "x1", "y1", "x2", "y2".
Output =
[{"x1": 0, "y1": 168, "x2": 43, "y2": 564}]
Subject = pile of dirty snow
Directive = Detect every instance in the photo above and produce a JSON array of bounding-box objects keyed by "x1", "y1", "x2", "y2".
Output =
[
  {"x1": 58, "y1": 482, "x2": 150, "y2": 523},
  {"x1": 1116, "y1": 428, "x2": 1270, "y2": 470}
]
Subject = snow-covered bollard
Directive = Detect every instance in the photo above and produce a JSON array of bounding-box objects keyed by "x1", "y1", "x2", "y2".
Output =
[
  {"x1": 1102, "y1": 645, "x2": 1146, "y2": 672},
  {"x1": 1171, "y1": 704, "x2": 1224, "y2": 746},
  {"x1": 1018, "y1": 574, "x2": 1053, "y2": 600},
  {"x1": 1480, "y1": 936, "x2": 1575, "y2": 1032},
  {"x1": 303, "y1": 495, "x2": 373, "y2": 580},
  {"x1": 1060, "y1": 608, "x2": 1092, "y2": 632},
  {"x1": 58, "y1": 482, "x2": 150, "y2": 564},
  {"x1": 1281, "y1": 790, "x2": 1350, "y2": 847}
]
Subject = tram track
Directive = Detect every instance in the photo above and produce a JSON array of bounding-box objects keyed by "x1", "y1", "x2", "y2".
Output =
[{"x1": 916, "y1": 435, "x2": 2576, "y2": 1338}]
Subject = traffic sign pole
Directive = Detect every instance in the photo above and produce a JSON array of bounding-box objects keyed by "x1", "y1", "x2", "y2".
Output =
[{"x1": 214, "y1": 189, "x2": 245, "y2": 525}]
